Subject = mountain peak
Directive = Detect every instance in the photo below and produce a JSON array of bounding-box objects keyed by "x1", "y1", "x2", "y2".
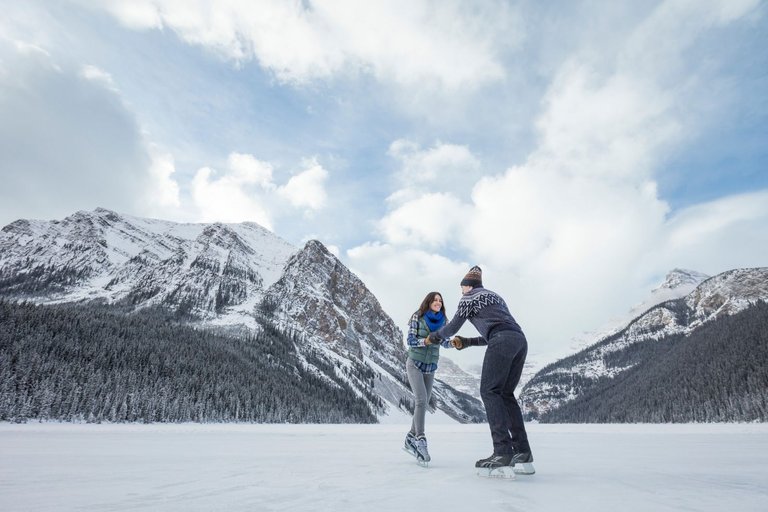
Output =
[
  {"x1": 656, "y1": 268, "x2": 710, "y2": 292},
  {"x1": 302, "y1": 239, "x2": 329, "y2": 254}
]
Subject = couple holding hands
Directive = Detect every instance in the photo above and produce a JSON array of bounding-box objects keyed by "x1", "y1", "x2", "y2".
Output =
[{"x1": 404, "y1": 266, "x2": 534, "y2": 472}]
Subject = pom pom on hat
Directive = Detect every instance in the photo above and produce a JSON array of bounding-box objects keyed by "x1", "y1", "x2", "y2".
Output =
[{"x1": 460, "y1": 266, "x2": 483, "y2": 287}]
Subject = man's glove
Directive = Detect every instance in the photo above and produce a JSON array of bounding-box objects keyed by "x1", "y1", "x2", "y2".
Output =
[
  {"x1": 450, "y1": 336, "x2": 467, "y2": 350},
  {"x1": 425, "y1": 332, "x2": 440, "y2": 345}
]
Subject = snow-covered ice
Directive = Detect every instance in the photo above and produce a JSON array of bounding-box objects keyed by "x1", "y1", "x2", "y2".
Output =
[{"x1": 1, "y1": 422, "x2": 766, "y2": 511}]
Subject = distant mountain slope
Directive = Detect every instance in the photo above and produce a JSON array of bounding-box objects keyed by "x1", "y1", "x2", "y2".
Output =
[
  {"x1": 522, "y1": 267, "x2": 768, "y2": 420},
  {"x1": 539, "y1": 300, "x2": 768, "y2": 422},
  {"x1": 567, "y1": 269, "x2": 709, "y2": 354},
  {"x1": 0, "y1": 208, "x2": 484, "y2": 422},
  {"x1": 0, "y1": 300, "x2": 377, "y2": 423}
]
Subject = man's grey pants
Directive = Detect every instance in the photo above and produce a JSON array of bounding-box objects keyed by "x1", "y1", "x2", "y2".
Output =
[
  {"x1": 480, "y1": 331, "x2": 531, "y2": 456},
  {"x1": 406, "y1": 357, "x2": 435, "y2": 438}
]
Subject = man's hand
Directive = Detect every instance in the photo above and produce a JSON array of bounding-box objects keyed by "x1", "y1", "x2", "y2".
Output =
[
  {"x1": 450, "y1": 336, "x2": 466, "y2": 350},
  {"x1": 425, "y1": 332, "x2": 439, "y2": 345}
]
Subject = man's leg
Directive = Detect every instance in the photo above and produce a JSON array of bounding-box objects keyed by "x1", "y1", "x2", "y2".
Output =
[
  {"x1": 500, "y1": 334, "x2": 530, "y2": 453},
  {"x1": 480, "y1": 338, "x2": 515, "y2": 455}
]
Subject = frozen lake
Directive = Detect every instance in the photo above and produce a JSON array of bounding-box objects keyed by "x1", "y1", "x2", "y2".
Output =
[{"x1": 1, "y1": 422, "x2": 766, "y2": 511}]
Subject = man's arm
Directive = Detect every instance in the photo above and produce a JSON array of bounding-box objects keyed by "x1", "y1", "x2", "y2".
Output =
[{"x1": 429, "y1": 310, "x2": 467, "y2": 342}]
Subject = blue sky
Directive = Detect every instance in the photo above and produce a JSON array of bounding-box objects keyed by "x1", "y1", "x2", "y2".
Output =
[{"x1": 1, "y1": 0, "x2": 767, "y2": 368}]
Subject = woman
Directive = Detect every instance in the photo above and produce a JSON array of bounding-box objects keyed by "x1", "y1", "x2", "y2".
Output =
[{"x1": 403, "y1": 291, "x2": 448, "y2": 463}]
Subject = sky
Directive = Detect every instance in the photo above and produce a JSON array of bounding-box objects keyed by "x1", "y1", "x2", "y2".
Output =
[{"x1": 1, "y1": 0, "x2": 767, "y2": 369}]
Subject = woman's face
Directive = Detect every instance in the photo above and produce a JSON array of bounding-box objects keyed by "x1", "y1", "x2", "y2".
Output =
[{"x1": 429, "y1": 295, "x2": 443, "y2": 312}]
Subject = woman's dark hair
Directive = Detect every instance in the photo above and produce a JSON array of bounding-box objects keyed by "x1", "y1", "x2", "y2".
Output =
[{"x1": 417, "y1": 291, "x2": 446, "y2": 317}]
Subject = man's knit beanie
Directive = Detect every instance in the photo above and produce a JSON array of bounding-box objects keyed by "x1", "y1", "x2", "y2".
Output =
[{"x1": 460, "y1": 265, "x2": 483, "y2": 287}]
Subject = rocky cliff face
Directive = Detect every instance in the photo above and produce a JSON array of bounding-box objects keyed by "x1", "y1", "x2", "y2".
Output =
[
  {"x1": 0, "y1": 208, "x2": 484, "y2": 422},
  {"x1": 259, "y1": 239, "x2": 484, "y2": 421},
  {"x1": 521, "y1": 267, "x2": 768, "y2": 418}
]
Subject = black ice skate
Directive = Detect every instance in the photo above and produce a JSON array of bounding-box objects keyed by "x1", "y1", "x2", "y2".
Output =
[
  {"x1": 476, "y1": 454, "x2": 515, "y2": 479},
  {"x1": 511, "y1": 451, "x2": 535, "y2": 475}
]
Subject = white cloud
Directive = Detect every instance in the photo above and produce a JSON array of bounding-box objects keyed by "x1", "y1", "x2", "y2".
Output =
[
  {"x1": 277, "y1": 159, "x2": 328, "y2": 211},
  {"x1": 88, "y1": 0, "x2": 519, "y2": 91},
  {"x1": 660, "y1": 190, "x2": 768, "y2": 272},
  {"x1": 80, "y1": 64, "x2": 118, "y2": 90},
  {"x1": 191, "y1": 165, "x2": 274, "y2": 227},
  {"x1": 377, "y1": 141, "x2": 482, "y2": 247},
  {"x1": 142, "y1": 147, "x2": 181, "y2": 213},
  {"x1": 189, "y1": 153, "x2": 329, "y2": 227},
  {"x1": 349, "y1": 0, "x2": 768, "y2": 368},
  {"x1": 227, "y1": 152, "x2": 275, "y2": 188},
  {"x1": 388, "y1": 140, "x2": 482, "y2": 198},
  {"x1": 346, "y1": 242, "x2": 469, "y2": 326},
  {"x1": 0, "y1": 38, "x2": 166, "y2": 226},
  {"x1": 378, "y1": 192, "x2": 465, "y2": 248}
]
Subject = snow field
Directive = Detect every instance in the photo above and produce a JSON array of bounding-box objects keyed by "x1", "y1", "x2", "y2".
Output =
[{"x1": 1, "y1": 422, "x2": 767, "y2": 511}]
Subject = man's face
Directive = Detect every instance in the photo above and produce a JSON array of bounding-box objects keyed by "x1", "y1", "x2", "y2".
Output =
[{"x1": 461, "y1": 285, "x2": 473, "y2": 295}]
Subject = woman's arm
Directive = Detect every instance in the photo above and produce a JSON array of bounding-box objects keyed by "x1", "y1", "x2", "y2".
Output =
[{"x1": 406, "y1": 312, "x2": 427, "y2": 347}]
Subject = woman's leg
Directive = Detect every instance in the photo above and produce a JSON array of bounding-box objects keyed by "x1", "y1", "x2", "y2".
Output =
[{"x1": 406, "y1": 358, "x2": 432, "y2": 437}]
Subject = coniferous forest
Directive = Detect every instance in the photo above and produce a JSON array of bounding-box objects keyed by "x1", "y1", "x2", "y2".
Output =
[
  {"x1": 0, "y1": 300, "x2": 376, "y2": 423},
  {"x1": 540, "y1": 300, "x2": 768, "y2": 423}
]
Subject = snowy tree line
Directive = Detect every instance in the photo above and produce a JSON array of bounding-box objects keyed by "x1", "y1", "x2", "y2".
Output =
[
  {"x1": 538, "y1": 300, "x2": 768, "y2": 422},
  {"x1": 0, "y1": 300, "x2": 377, "y2": 423}
]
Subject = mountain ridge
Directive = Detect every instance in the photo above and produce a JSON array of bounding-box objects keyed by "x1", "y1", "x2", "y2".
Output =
[
  {"x1": 0, "y1": 208, "x2": 485, "y2": 423},
  {"x1": 521, "y1": 266, "x2": 768, "y2": 420}
]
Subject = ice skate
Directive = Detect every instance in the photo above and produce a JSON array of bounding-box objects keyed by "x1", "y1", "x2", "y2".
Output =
[
  {"x1": 511, "y1": 451, "x2": 535, "y2": 475},
  {"x1": 402, "y1": 432, "x2": 418, "y2": 458},
  {"x1": 476, "y1": 454, "x2": 515, "y2": 479},
  {"x1": 414, "y1": 436, "x2": 430, "y2": 467}
]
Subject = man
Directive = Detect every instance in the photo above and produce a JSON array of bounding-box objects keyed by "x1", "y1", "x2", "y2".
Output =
[{"x1": 428, "y1": 266, "x2": 533, "y2": 470}]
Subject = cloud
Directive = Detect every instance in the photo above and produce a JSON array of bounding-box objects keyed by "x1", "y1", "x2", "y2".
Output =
[
  {"x1": 227, "y1": 152, "x2": 275, "y2": 188},
  {"x1": 88, "y1": 0, "x2": 519, "y2": 92},
  {"x1": 349, "y1": 0, "x2": 768, "y2": 367},
  {"x1": 660, "y1": 190, "x2": 768, "y2": 273},
  {"x1": 277, "y1": 158, "x2": 328, "y2": 211},
  {"x1": 0, "y1": 38, "x2": 176, "y2": 226},
  {"x1": 80, "y1": 64, "x2": 118, "y2": 91},
  {"x1": 378, "y1": 192, "x2": 465, "y2": 248},
  {"x1": 346, "y1": 241, "x2": 469, "y2": 325},
  {"x1": 387, "y1": 140, "x2": 482, "y2": 200},
  {"x1": 376, "y1": 140, "x2": 481, "y2": 247},
  {"x1": 190, "y1": 153, "x2": 330, "y2": 226},
  {"x1": 142, "y1": 147, "x2": 181, "y2": 214},
  {"x1": 191, "y1": 165, "x2": 275, "y2": 227}
]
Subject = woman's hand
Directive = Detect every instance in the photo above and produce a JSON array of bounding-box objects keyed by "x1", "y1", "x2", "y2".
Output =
[{"x1": 450, "y1": 336, "x2": 466, "y2": 350}]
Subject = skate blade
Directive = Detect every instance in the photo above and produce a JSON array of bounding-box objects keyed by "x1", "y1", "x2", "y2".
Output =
[
  {"x1": 477, "y1": 466, "x2": 516, "y2": 479},
  {"x1": 402, "y1": 446, "x2": 430, "y2": 467},
  {"x1": 513, "y1": 462, "x2": 535, "y2": 475}
]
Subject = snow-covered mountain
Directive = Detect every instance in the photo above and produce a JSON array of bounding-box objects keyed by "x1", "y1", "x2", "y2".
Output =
[
  {"x1": 0, "y1": 208, "x2": 484, "y2": 422},
  {"x1": 567, "y1": 268, "x2": 709, "y2": 354},
  {"x1": 436, "y1": 358, "x2": 481, "y2": 396},
  {"x1": 521, "y1": 267, "x2": 768, "y2": 418}
]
